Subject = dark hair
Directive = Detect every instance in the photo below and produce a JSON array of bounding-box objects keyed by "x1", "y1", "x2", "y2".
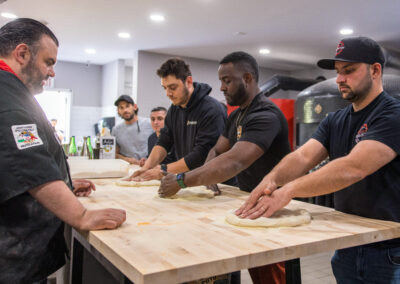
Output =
[
  {"x1": 0, "y1": 18, "x2": 59, "y2": 57},
  {"x1": 219, "y1": 51, "x2": 259, "y2": 83},
  {"x1": 156, "y1": 58, "x2": 192, "y2": 82},
  {"x1": 151, "y1": 106, "x2": 167, "y2": 113}
]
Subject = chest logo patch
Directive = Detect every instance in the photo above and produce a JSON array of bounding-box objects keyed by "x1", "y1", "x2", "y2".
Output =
[
  {"x1": 12, "y1": 124, "x2": 44, "y2": 150},
  {"x1": 187, "y1": 120, "x2": 197, "y2": 126},
  {"x1": 355, "y1": 123, "x2": 368, "y2": 144}
]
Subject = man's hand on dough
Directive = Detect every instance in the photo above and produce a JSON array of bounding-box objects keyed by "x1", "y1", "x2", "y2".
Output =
[
  {"x1": 126, "y1": 167, "x2": 162, "y2": 181},
  {"x1": 136, "y1": 168, "x2": 163, "y2": 181},
  {"x1": 235, "y1": 177, "x2": 278, "y2": 216},
  {"x1": 159, "y1": 174, "x2": 181, "y2": 198},
  {"x1": 72, "y1": 179, "x2": 96, "y2": 197},
  {"x1": 240, "y1": 186, "x2": 292, "y2": 219},
  {"x1": 206, "y1": 184, "x2": 221, "y2": 196}
]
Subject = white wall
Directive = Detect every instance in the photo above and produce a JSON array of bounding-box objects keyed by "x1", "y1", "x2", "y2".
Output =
[
  {"x1": 54, "y1": 61, "x2": 103, "y2": 143},
  {"x1": 54, "y1": 61, "x2": 102, "y2": 107},
  {"x1": 101, "y1": 59, "x2": 125, "y2": 117}
]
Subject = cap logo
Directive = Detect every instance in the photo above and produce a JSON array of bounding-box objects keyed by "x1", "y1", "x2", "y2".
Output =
[{"x1": 336, "y1": 41, "x2": 345, "y2": 56}]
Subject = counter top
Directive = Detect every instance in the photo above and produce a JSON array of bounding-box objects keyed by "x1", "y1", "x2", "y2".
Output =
[{"x1": 76, "y1": 179, "x2": 400, "y2": 284}]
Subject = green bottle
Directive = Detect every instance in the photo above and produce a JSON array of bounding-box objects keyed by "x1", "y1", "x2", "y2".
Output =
[
  {"x1": 68, "y1": 136, "x2": 77, "y2": 156},
  {"x1": 87, "y1": 136, "x2": 94, "y2": 159}
]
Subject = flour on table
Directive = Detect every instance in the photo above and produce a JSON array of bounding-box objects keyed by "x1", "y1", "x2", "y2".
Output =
[{"x1": 225, "y1": 208, "x2": 311, "y2": 228}]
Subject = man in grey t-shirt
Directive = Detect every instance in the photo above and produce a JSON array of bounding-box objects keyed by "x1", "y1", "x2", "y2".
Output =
[{"x1": 111, "y1": 95, "x2": 153, "y2": 164}]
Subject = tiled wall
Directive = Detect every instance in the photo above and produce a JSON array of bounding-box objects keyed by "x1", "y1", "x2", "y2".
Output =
[{"x1": 69, "y1": 105, "x2": 103, "y2": 146}]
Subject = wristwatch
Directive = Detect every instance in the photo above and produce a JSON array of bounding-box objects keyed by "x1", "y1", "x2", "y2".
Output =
[
  {"x1": 176, "y1": 173, "x2": 187, "y2": 188},
  {"x1": 160, "y1": 163, "x2": 168, "y2": 173}
]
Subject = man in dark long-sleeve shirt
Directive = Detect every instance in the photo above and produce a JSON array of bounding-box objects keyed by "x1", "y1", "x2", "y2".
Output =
[{"x1": 130, "y1": 58, "x2": 226, "y2": 180}]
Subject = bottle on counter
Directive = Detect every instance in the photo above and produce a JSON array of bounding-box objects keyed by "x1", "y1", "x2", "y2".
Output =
[
  {"x1": 93, "y1": 135, "x2": 101, "y2": 159},
  {"x1": 80, "y1": 136, "x2": 90, "y2": 158},
  {"x1": 87, "y1": 136, "x2": 94, "y2": 159},
  {"x1": 68, "y1": 136, "x2": 78, "y2": 156}
]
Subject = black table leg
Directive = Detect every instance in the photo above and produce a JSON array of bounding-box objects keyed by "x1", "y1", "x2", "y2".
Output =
[
  {"x1": 285, "y1": 258, "x2": 301, "y2": 284},
  {"x1": 70, "y1": 236, "x2": 84, "y2": 284}
]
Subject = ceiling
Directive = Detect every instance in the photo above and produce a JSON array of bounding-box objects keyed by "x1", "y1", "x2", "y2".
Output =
[{"x1": 1, "y1": 0, "x2": 400, "y2": 71}]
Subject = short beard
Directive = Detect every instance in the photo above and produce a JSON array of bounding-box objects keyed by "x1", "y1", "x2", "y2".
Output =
[
  {"x1": 226, "y1": 83, "x2": 246, "y2": 106},
  {"x1": 121, "y1": 113, "x2": 135, "y2": 121},
  {"x1": 340, "y1": 69, "x2": 373, "y2": 103},
  {"x1": 178, "y1": 86, "x2": 190, "y2": 106},
  {"x1": 21, "y1": 54, "x2": 42, "y2": 95}
]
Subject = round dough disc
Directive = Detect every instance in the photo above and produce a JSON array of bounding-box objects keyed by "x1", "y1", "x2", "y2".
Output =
[
  {"x1": 225, "y1": 208, "x2": 311, "y2": 228},
  {"x1": 159, "y1": 186, "x2": 215, "y2": 201}
]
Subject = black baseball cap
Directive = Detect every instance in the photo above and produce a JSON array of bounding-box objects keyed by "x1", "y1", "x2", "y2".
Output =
[
  {"x1": 114, "y1": 95, "x2": 135, "y2": 106},
  {"x1": 317, "y1": 36, "x2": 386, "y2": 70}
]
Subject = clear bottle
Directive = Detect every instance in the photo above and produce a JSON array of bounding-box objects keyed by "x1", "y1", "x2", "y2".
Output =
[
  {"x1": 68, "y1": 136, "x2": 78, "y2": 156},
  {"x1": 87, "y1": 136, "x2": 94, "y2": 159},
  {"x1": 80, "y1": 136, "x2": 89, "y2": 158}
]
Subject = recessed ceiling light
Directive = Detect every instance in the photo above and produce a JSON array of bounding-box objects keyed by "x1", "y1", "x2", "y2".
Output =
[
  {"x1": 84, "y1": 48, "x2": 96, "y2": 55},
  {"x1": 1, "y1": 12, "x2": 18, "y2": 19},
  {"x1": 340, "y1": 28, "x2": 353, "y2": 35},
  {"x1": 150, "y1": 14, "x2": 165, "y2": 22},
  {"x1": 259, "y1": 49, "x2": 270, "y2": 55},
  {"x1": 118, "y1": 32, "x2": 131, "y2": 39}
]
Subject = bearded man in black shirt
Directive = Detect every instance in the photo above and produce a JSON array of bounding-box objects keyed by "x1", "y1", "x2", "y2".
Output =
[
  {"x1": 238, "y1": 37, "x2": 400, "y2": 284},
  {"x1": 0, "y1": 18, "x2": 125, "y2": 283}
]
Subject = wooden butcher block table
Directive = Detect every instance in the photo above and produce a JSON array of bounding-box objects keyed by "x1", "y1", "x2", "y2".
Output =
[{"x1": 71, "y1": 178, "x2": 400, "y2": 284}]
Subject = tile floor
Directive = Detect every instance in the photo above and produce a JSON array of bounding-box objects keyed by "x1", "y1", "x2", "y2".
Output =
[{"x1": 241, "y1": 251, "x2": 336, "y2": 284}]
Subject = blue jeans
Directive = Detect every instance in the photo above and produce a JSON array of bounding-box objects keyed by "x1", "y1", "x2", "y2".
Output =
[{"x1": 331, "y1": 245, "x2": 400, "y2": 284}]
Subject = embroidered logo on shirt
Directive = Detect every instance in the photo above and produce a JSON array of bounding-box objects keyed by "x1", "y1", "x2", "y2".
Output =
[
  {"x1": 355, "y1": 123, "x2": 368, "y2": 144},
  {"x1": 187, "y1": 120, "x2": 197, "y2": 125},
  {"x1": 12, "y1": 124, "x2": 44, "y2": 150}
]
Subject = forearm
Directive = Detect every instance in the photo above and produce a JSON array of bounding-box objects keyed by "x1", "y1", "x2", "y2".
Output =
[
  {"x1": 166, "y1": 158, "x2": 190, "y2": 174},
  {"x1": 268, "y1": 150, "x2": 325, "y2": 187},
  {"x1": 29, "y1": 180, "x2": 87, "y2": 229},
  {"x1": 204, "y1": 146, "x2": 219, "y2": 164},
  {"x1": 144, "y1": 146, "x2": 167, "y2": 169},
  {"x1": 285, "y1": 156, "x2": 365, "y2": 199},
  {"x1": 185, "y1": 151, "x2": 246, "y2": 186}
]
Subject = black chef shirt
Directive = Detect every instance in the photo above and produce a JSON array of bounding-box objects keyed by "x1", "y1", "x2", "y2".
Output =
[
  {"x1": 223, "y1": 93, "x2": 291, "y2": 192},
  {"x1": 0, "y1": 69, "x2": 72, "y2": 283},
  {"x1": 312, "y1": 92, "x2": 400, "y2": 223}
]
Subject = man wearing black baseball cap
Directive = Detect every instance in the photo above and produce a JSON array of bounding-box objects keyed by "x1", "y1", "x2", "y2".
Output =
[
  {"x1": 317, "y1": 36, "x2": 386, "y2": 70},
  {"x1": 112, "y1": 95, "x2": 153, "y2": 164},
  {"x1": 237, "y1": 36, "x2": 400, "y2": 283}
]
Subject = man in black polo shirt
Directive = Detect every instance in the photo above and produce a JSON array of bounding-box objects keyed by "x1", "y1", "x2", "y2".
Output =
[
  {"x1": 130, "y1": 58, "x2": 226, "y2": 181},
  {"x1": 0, "y1": 18, "x2": 125, "y2": 283},
  {"x1": 238, "y1": 37, "x2": 400, "y2": 283},
  {"x1": 159, "y1": 51, "x2": 291, "y2": 284},
  {"x1": 146, "y1": 106, "x2": 176, "y2": 164}
]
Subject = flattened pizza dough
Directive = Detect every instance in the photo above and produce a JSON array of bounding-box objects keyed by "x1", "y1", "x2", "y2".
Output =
[
  {"x1": 158, "y1": 186, "x2": 215, "y2": 201},
  {"x1": 116, "y1": 179, "x2": 161, "y2": 187},
  {"x1": 225, "y1": 208, "x2": 311, "y2": 228}
]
